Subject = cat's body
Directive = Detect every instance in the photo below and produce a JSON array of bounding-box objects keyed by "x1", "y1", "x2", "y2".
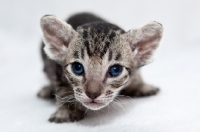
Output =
[{"x1": 38, "y1": 13, "x2": 163, "y2": 123}]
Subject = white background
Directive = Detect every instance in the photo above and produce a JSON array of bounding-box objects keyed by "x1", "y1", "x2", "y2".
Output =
[{"x1": 0, "y1": 0, "x2": 200, "y2": 132}]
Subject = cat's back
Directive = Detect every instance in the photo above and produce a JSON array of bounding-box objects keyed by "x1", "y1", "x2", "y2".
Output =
[{"x1": 66, "y1": 13, "x2": 105, "y2": 29}]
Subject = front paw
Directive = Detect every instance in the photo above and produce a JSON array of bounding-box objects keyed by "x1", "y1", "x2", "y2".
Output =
[
  {"x1": 37, "y1": 85, "x2": 54, "y2": 99},
  {"x1": 121, "y1": 84, "x2": 160, "y2": 97},
  {"x1": 49, "y1": 108, "x2": 85, "y2": 123},
  {"x1": 134, "y1": 86, "x2": 159, "y2": 97}
]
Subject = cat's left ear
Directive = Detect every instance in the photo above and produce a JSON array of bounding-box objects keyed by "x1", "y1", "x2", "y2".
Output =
[
  {"x1": 40, "y1": 15, "x2": 77, "y2": 62},
  {"x1": 126, "y1": 21, "x2": 163, "y2": 68}
]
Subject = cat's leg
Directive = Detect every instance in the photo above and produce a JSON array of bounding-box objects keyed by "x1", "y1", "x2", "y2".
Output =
[
  {"x1": 121, "y1": 83, "x2": 159, "y2": 97},
  {"x1": 120, "y1": 71, "x2": 159, "y2": 97},
  {"x1": 37, "y1": 85, "x2": 55, "y2": 99},
  {"x1": 48, "y1": 87, "x2": 86, "y2": 123},
  {"x1": 49, "y1": 101, "x2": 86, "y2": 123}
]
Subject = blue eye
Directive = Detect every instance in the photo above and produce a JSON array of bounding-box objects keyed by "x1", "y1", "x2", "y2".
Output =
[
  {"x1": 72, "y1": 62, "x2": 84, "y2": 75},
  {"x1": 108, "y1": 65, "x2": 122, "y2": 77}
]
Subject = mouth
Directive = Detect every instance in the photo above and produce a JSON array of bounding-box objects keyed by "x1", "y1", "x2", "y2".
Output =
[{"x1": 82, "y1": 101, "x2": 106, "y2": 110}]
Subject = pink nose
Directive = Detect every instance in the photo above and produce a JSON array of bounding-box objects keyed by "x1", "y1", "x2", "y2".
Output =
[{"x1": 86, "y1": 91, "x2": 100, "y2": 100}]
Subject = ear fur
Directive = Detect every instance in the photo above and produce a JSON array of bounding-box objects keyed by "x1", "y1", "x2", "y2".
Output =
[
  {"x1": 128, "y1": 21, "x2": 163, "y2": 68},
  {"x1": 40, "y1": 15, "x2": 77, "y2": 62}
]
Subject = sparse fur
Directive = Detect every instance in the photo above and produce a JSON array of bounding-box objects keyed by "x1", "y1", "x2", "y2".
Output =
[{"x1": 38, "y1": 13, "x2": 163, "y2": 123}]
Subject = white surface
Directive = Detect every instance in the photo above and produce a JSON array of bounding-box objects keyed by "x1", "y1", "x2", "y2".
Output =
[{"x1": 1, "y1": 0, "x2": 200, "y2": 132}]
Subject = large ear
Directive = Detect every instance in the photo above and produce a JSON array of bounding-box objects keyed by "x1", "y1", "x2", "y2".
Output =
[
  {"x1": 127, "y1": 21, "x2": 163, "y2": 68},
  {"x1": 40, "y1": 15, "x2": 77, "y2": 62}
]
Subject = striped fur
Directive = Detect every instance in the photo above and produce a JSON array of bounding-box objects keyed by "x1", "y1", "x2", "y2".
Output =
[{"x1": 38, "y1": 13, "x2": 163, "y2": 123}]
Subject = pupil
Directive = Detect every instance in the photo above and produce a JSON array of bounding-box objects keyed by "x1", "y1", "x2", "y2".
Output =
[
  {"x1": 113, "y1": 67, "x2": 119, "y2": 72},
  {"x1": 75, "y1": 64, "x2": 81, "y2": 70}
]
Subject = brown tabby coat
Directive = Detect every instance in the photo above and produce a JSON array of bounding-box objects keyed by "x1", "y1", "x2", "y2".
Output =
[{"x1": 38, "y1": 13, "x2": 163, "y2": 123}]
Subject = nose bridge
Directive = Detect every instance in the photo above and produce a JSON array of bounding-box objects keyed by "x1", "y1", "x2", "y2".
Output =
[
  {"x1": 85, "y1": 78, "x2": 102, "y2": 99},
  {"x1": 86, "y1": 78, "x2": 102, "y2": 93},
  {"x1": 85, "y1": 57, "x2": 104, "y2": 99}
]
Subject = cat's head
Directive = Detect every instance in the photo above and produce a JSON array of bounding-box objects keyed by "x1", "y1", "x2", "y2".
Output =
[{"x1": 40, "y1": 15, "x2": 163, "y2": 110}]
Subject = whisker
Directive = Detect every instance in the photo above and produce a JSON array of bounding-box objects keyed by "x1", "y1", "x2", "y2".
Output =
[
  {"x1": 82, "y1": 108, "x2": 88, "y2": 118},
  {"x1": 117, "y1": 95, "x2": 134, "y2": 100},
  {"x1": 113, "y1": 99, "x2": 126, "y2": 111},
  {"x1": 110, "y1": 101, "x2": 120, "y2": 110},
  {"x1": 57, "y1": 101, "x2": 68, "y2": 108}
]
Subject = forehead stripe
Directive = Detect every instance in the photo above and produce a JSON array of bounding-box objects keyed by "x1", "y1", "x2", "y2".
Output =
[
  {"x1": 115, "y1": 53, "x2": 121, "y2": 61},
  {"x1": 81, "y1": 48, "x2": 85, "y2": 60},
  {"x1": 73, "y1": 51, "x2": 79, "y2": 59},
  {"x1": 84, "y1": 40, "x2": 92, "y2": 57},
  {"x1": 108, "y1": 50, "x2": 113, "y2": 61},
  {"x1": 100, "y1": 41, "x2": 111, "y2": 58}
]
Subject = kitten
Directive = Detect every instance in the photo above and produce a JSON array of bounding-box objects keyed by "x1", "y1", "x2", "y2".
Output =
[{"x1": 38, "y1": 13, "x2": 163, "y2": 123}]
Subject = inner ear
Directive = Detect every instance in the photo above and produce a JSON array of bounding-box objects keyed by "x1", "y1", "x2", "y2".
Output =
[
  {"x1": 40, "y1": 15, "x2": 77, "y2": 62},
  {"x1": 127, "y1": 21, "x2": 163, "y2": 68}
]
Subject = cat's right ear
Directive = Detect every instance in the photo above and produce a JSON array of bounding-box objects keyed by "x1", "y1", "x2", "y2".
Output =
[{"x1": 40, "y1": 15, "x2": 77, "y2": 62}]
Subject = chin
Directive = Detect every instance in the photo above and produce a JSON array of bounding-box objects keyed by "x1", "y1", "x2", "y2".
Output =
[
  {"x1": 82, "y1": 102, "x2": 108, "y2": 110},
  {"x1": 75, "y1": 96, "x2": 114, "y2": 110}
]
